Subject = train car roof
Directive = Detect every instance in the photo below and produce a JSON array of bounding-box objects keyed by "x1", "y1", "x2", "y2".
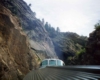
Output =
[{"x1": 41, "y1": 59, "x2": 64, "y2": 62}]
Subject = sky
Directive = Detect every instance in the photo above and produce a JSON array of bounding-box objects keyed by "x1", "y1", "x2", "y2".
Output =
[{"x1": 24, "y1": 0, "x2": 100, "y2": 36}]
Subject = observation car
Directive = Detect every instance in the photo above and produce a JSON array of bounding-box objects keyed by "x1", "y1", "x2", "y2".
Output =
[{"x1": 40, "y1": 59, "x2": 65, "y2": 68}]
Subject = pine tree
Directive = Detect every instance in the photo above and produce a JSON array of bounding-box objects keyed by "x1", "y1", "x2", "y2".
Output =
[{"x1": 56, "y1": 27, "x2": 60, "y2": 32}]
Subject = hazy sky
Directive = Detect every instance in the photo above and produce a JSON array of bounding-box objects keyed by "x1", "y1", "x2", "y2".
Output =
[{"x1": 24, "y1": 0, "x2": 100, "y2": 36}]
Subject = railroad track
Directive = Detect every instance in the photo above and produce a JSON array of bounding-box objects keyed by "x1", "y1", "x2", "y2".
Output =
[{"x1": 23, "y1": 66, "x2": 100, "y2": 80}]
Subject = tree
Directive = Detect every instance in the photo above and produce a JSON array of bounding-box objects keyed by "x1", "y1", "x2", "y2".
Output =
[
  {"x1": 56, "y1": 27, "x2": 60, "y2": 33},
  {"x1": 44, "y1": 22, "x2": 49, "y2": 31},
  {"x1": 29, "y1": 4, "x2": 31, "y2": 7},
  {"x1": 94, "y1": 20, "x2": 100, "y2": 30},
  {"x1": 42, "y1": 18, "x2": 44, "y2": 25},
  {"x1": 44, "y1": 22, "x2": 57, "y2": 38}
]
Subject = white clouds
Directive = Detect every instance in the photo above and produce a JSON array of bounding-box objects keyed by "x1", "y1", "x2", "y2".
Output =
[{"x1": 24, "y1": 0, "x2": 100, "y2": 36}]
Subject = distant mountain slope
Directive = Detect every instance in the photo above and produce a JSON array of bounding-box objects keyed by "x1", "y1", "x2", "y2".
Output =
[
  {"x1": 44, "y1": 23, "x2": 88, "y2": 65},
  {"x1": 52, "y1": 32, "x2": 87, "y2": 64},
  {"x1": 0, "y1": 0, "x2": 57, "y2": 59}
]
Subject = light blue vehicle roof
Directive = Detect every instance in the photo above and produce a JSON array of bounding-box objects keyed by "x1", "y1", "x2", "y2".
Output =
[{"x1": 40, "y1": 59, "x2": 65, "y2": 68}]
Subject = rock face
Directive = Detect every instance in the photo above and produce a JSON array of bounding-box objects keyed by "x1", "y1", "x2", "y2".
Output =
[
  {"x1": 0, "y1": 0, "x2": 57, "y2": 59},
  {"x1": 0, "y1": 5, "x2": 38, "y2": 80},
  {"x1": 83, "y1": 29, "x2": 100, "y2": 65},
  {"x1": 52, "y1": 32, "x2": 87, "y2": 61}
]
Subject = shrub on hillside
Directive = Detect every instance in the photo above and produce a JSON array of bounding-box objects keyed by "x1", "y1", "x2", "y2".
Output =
[{"x1": 94, "y1": 22, "x2": 100, "y2": 30}]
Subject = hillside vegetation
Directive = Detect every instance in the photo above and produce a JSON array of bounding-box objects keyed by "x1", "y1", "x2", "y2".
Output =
[
  {"x1": 44, "y1": 22, "x2": 88, "y2": 65},
  {"x1": 81, "y1": 22, "x2": 100, "y2": 65}
]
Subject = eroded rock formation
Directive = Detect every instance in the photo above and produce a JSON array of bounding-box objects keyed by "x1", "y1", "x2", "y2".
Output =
[
  {"x1": 0, "y1": 5, "x2": 38, "y2": 80},
  {"x1": 0, "y1": 0, "x2": 57, "y2": 59}
]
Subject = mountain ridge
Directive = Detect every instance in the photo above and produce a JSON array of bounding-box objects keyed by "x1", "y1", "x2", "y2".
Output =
[{"x1": 0, "y1": 0, "x2": 57, "y2": 59}]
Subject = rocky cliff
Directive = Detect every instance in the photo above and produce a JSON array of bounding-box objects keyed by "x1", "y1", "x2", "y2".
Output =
[
  {"x1": 0, "y1": 0, "x2": 57, "y2": 59},
  {"x1": 0, "y1": 5, "x2": 39, "y2": 80},
  {"x1": 52, "y1": 32, "x2": 87, "y2": 64},
  {"x1": 43, "y1": 22, "x2": 88, "y2": 65},
  {"x1": 82, "y1": 28, "x2": 100, "y2": 65}
]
